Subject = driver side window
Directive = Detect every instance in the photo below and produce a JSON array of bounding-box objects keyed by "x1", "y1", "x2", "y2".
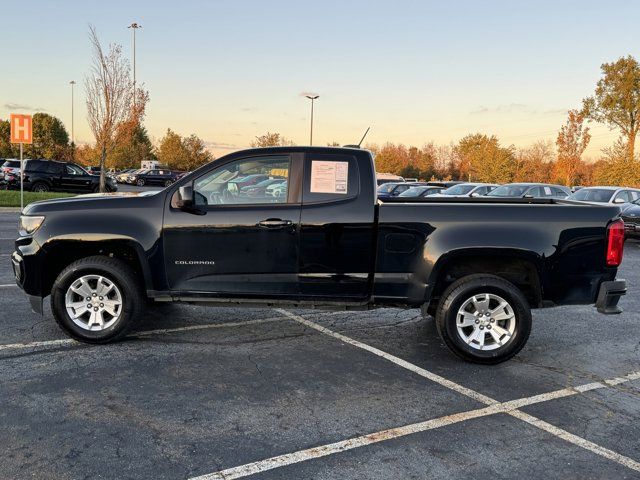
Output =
[{"x1": 194, "y1": 155, "x2": 290, "y2": 206}]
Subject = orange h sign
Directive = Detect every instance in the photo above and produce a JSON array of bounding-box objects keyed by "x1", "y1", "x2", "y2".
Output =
[{"x1": 10, "y1": 114, "x2": 33, "y2": 144}]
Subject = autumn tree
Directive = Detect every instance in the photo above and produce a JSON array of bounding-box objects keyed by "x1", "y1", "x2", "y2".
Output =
[
  {"x1": 74, "y1": 144, "x2": 100, "y2": 166},
  {"x1": 109, "y1": 91, "x2": 154, "y2": 169},
  {"x1": 514, "y1": 140, "x2": 555, "y2": 183},
  {"x1": 583, "y1": 56, "x2": 640, "y2": 162},
  {"x1": 156, "y1": 128, "x2": 213, "y2": 171},
  {"x1": 182, "y1": 134, "x2": 213, "y2": 171},
  {"x1": 85, "y1": 25, "x2": 136, "y2": 191},
  {"x1": 0, "y1": 120, "x2": 19, "y2": 158},
  {"x1": 454, "y1": 134, "x2": 515, "y2": 183},
  {"x1": 592, "y1": 137, "x2": 640, "y2": 186},
  {"x1": 251, "y1": 132, "x2": 293, "y2": 147},
  {"x1": 26, "y1": 113, "x2": 70, "y2": 159},
  {"x1": 367, "y1": 143, "x2": 436, "y2": 179},
  {"x1": 553, "y1": 110, "x2": 590, "y2": 185}
]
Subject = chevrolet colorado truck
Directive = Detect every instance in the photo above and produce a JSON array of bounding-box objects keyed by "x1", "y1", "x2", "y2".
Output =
[{"x1": 12, "y1": 147, "x2": 627, "y2": 363}]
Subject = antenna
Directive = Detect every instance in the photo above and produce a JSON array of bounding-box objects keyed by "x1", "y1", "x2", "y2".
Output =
[
  {"x1": 358, "y1": 127, "x2": 371, "y2": 147},
  {"x1": 343, "y1": 127, "x2": 371, "y2": 149}
]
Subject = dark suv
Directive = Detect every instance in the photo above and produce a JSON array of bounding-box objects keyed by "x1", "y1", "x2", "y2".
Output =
[
  {"x1": 130, "y1": 169, "x2": 180, "y2": 187},
  {"x1": 10, "y1": 159, "x2": 117, "y2": 193}
]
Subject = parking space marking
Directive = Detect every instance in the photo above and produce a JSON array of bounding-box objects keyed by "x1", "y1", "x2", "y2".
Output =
[
  {"x1": 0, "y1": 316, "x2": 284, "y2": 352},
  {"x1": 277, "y1": 309, "x2": 497, "y2": 404},
  {"x1": 510, "y1": 410, "x2": 640, "y2": 472},
  {"x1": 253, "y1": 309, "x2": 640, "y2": 476},
  {"x1": 190, "y1": 368, "x2": 640, "y2": 480},
  {"x1": 0, "y1": 284, "x2": 18, "y2": 288}
]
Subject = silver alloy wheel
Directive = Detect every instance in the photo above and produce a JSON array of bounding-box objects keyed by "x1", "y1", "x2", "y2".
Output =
[
  {"x1": 456, "y1": 293, "x2": 516, "y2": 351},
  {"x1": 65, "y1": 274, "x2": 123, "y2": 331}
]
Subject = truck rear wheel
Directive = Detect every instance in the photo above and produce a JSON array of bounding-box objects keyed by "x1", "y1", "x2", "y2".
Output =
[
  {"x1": 51, "y1": 256, "x2": 144, "y2": 343},
  {"x1": 435, "y1": 274, "x2": 531, "y2": 364}
]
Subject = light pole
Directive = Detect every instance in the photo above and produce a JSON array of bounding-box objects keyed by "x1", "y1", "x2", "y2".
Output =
[
  {"x1": 69, "y1": 81, "x2": 76, "y2": 147},
  {"x1": 127, "y1": 22, "x2": 142, "y2": 111},
  {"x1": 305, "y1": 94, "x2": 319, "y2": 145}
]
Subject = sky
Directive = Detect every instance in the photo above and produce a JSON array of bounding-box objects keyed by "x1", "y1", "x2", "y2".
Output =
[{"x1": 1, "y1": 0, "x2": 639, "y2": 159}]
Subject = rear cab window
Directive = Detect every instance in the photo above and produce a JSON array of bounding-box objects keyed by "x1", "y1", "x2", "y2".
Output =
[{"x1": 303, "y1": 153, "x2": 359, "y2": 204}]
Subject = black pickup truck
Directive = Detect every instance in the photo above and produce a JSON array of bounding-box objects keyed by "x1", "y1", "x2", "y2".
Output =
[{"x1": 12, "y1": 147, "x2": 627, "y2": 363}]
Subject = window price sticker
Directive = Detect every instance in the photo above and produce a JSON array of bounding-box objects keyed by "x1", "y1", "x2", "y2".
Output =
[{"x1": 310, "y1": 161, "x2": 348, "y2": 194}]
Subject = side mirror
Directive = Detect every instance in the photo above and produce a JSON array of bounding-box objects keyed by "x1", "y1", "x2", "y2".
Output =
[
  {"x1": 470, "y1": 192, "x2": 480, "y2": 197},
  {"x1": 176, "y1": 185, "x2": 194, "y2": 209},
  {"x1": 523, "y1": 194, "x2": 534, "y2": 199},
  {"x1": 613, "y1": 197, "x2": 626, "y2": 204}
]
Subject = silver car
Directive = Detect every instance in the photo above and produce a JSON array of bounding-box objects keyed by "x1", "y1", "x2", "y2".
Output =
[
  {"x1": 436, "y1": 183, "x2": 498, "y2": 197},
  {"x1": 567, "y1": 186, "x2": 640, "y2": 205}
]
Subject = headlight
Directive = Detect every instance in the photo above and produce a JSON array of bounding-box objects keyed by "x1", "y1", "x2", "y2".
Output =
[{"x1": 19, "y1": 215, "x2": 45, "y2": 235}]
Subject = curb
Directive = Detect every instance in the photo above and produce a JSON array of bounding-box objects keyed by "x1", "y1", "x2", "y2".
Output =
[{"x1": 0, "y1": 208, "x2": 21, "y2": 213}]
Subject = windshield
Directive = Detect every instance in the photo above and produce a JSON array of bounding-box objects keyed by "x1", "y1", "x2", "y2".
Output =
[
  {"x1": 399, "y1": 187, "x2": 425, "y2": 197},
  {"x1": 487, "y1": 185, "x2": 529, "y2": 197},
  {"x1": 442, "y1": 184, "x2": 475, "y2": 195},
  {"x1": 568, "y1": 188, "x2": 615, "y2": 202}
]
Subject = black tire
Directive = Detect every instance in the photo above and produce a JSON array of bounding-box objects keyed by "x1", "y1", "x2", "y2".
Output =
[
  {"x1": 435, "y1": 274, "x2": 531, "y2": 364},
  {"x1": 32, "y1": 182, "x2": 49, "y2": 193},
  {"x1": 164, "y1": 179, "x2": 173, "y2": 187},
  {"x1": 92, "y1": 185, "x2": 100, "y2": 193},
  {"x1": 136, "y1": 178, "x2": 145, "y2": 187},
  {"x1": 50, "y1": 256, "x2": 144, "y2": 344}
]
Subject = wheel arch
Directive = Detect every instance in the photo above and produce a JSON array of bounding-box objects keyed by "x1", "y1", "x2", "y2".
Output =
[
  {"x1": 41, "y1": 238, "x2": 153, "y2": 298},
  {"x1": 426, "y1": 248, "x2": 544, "y2": 312}
]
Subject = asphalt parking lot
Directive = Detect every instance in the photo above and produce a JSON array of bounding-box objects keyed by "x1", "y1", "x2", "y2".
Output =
[{"x1": 1, "y1": 211, "x2": 639, "y2": 479}]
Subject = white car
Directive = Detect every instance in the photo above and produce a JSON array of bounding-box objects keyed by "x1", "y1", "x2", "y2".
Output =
[
  {"x1": 567, "y1": 186, "x2": 640, "y2": 205},
  {"x1": 1, "y1": 159, "x2": 21, "y2": 181}
]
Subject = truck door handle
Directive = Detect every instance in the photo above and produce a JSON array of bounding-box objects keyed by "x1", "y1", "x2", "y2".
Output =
[{"x1": 258, "y1": 218, "x2": 293, "y2": 228}]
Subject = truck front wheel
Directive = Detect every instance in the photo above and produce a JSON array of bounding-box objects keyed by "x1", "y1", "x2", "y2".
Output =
[
  {"x1": 51, "y1": 256, "x2": 144, "y2": 343},
  {"x1": 435, "y1": 274, "x2": 531, "y2": 364}
]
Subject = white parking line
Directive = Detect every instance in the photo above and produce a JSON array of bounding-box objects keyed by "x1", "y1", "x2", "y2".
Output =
[
  {"x1": 0, "y1": 284, "x2": 18, "y2": 288},
  {"x1": 189, "y1": 369, "x2": 640, "y2": 480},
  {"x1": 0, "y1": 316, "x2": 283, "y2": 352},
  {"x1": 216, "y1": 309, "x2": 640, "y2": 477},
  {"x1": 277, "y1": 309, "x2": 497, "y2": 405}
]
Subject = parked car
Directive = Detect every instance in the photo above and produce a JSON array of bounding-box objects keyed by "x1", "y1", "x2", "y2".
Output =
[
  {"x1": 265, "y1": 181, "x2": 288, "y2": 199},
  {"x1": 377, "y1": 182, "x2": 428, "y2": 198},
  {"x1": 115, "y1": 169, "x2": 136, "y2": 183},
  {"x1": 229, "y1": 174, "x2": 271, "y2": 191},
  {"x1": 427, "y1": 180, "x2": 466, "y2": 188},
  {"x1": 376, "y1": 173, "x2": 405, "y2": 186},
  {"x1": 8, "y1": 159, "x2": 117, "y2": 193},
  {"x1": 130, "y1": 169, "x2": 181, "y2": 187},
  {"x1": 240, "y1": 177, "x2": 286, "y2": 197},
  {"x1": 487, "y1": 183, "x2": 570, "y2": 199},
  {"x1": 2, "y1": 159, "x2": 21, "y2": 179},
  {"x1": 398, "y1": 185, "x2": 445, "y2": 197},
  {"x1": 621, "y1": 198, "x2": 640, "y2": 239},
  {"x1": 12, "y1": 146, "x2": 626, "y2": 364},
  {"x1": 125, "y1": 169, "x2": 148, "y2": 184},
  {"x1": 567, "y1": 186, "x2": 640, "y2": 205},
  {"x1": 436, "y1": 183, "x2": 498, "y2": 197}
]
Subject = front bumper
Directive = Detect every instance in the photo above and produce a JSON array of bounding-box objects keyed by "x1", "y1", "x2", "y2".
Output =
[
  {"x1": 11, "y1": 246, "x2": 44, "y2": 314},
  {"x1": 595, "y1": 279, "x2": 626, "y2": 314}
]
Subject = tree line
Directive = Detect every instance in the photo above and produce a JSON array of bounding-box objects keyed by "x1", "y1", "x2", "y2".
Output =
[{"x1": 2, "y1": 49, "x2": 640, "y2": 188}]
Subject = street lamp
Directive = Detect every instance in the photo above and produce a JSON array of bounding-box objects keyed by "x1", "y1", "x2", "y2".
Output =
[
  {"x1": 127, "y1": 22, "x2": 142, "y2": 111},
  {"x1": 305, "y1": 94, "x2": 319, "y2": 145},
  {"x1": 69, "y1": 81, "x2": 76, "y2": 147}
]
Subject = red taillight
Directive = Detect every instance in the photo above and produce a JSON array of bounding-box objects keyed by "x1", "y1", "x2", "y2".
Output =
[{"x1": 606, "y1": 220, "x2": 625, "y2": 267}]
